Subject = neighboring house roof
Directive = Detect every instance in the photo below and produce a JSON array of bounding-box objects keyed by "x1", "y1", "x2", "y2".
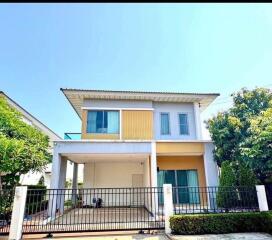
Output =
[
  {"x1": 61, "y1": 88, "x2": 220, "y2": 118},
  {"x1": 0, "y1": 91, "x2": 61, "y2": 143}
]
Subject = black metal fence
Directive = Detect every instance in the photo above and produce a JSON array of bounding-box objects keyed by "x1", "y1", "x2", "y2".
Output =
[
  {"x1": 22, "y1": 187, "x2": 164, "y2": 234},
  {"x1": 0, "y1": 186, "x2": 262, "y2": 235},
  {"x1": 172, "y1": 186, "x2": 259, "y2": 214},
  {"x1": 0, "y1": 189, "x2": 15, "y2": 235}
]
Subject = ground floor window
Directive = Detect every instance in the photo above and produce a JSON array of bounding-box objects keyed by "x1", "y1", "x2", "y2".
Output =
[{"x1": 157, "y1": 169, "x2": 200, "y2": 204}]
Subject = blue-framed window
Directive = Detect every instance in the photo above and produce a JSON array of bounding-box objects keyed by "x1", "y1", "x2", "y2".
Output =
[
  {"x1": 87, "y1": 110, "x2": 120, "y2": 134},
  {"x1": 160, "y1": 113, "x2": 170, "y2": 135},
  {"x1": 179, "y1": 113, "x2": 189, "y2": 135}
]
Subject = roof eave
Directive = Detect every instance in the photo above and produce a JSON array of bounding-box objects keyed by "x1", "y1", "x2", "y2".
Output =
[{"x1": 61, "y1": 88, "x2": 220, "y2": 119}]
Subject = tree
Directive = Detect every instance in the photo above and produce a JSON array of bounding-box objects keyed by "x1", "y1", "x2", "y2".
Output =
[
  {"x1": 236, "y1": 161, "x2": 258, "y2": 207},
  {"x1": 0, "y1": 96, "x2": 50, "y2": 189},
  {"x1": 207, "y1": 87, "x2": 272, "y2": 183},
  {"x1": 241, "y1": 107, "x2": 272, "y2": 183},
  {"x1": 217, "y1": 161, "x2": 238, "y2": 209},
  {"x1": 236, "y1": 161, "x2": 257, "y2": 187}
]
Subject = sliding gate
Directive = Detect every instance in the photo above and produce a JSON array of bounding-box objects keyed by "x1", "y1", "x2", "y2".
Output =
[{"x1": 22, "y1": 187, "x2": 164, "y2": 234}]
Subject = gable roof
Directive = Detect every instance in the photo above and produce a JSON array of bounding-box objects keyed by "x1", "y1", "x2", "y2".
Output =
[
  {"x1": 0, "y1": 91, "x2": 61, "y2": 142},
  {"x1": 61, "y1": 88, "x2": 220, "y2": 118}
]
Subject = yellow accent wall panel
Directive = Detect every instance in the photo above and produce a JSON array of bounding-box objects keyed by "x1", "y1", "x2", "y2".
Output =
[
  {"x1": 81, "y1": 109, "x2": 88, "y2": 139},
  {"x1": 122, "y1": 110, "x2": 153, "y2": 140},
  {"x1": 156, "y1": 142, "x2": 204, "y2": 155},
  {"x1": 157, "y1": 156, "x2": 206, "y2": 187},
  {"x1": 157, "y1": 155, "x2": 207, "y2": 204},
  {"x1": 81, "y1": 109, "x2": 120, "y2": 140}
]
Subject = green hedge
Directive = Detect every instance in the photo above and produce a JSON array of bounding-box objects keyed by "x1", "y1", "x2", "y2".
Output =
[{"x1": 170, "y1": 212, "x2": 272, "y2": 235}]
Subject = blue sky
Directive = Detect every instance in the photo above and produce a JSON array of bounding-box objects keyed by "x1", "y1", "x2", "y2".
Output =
[{"x1": 1, "y1": 4, "x2": 272, "y2": 138}]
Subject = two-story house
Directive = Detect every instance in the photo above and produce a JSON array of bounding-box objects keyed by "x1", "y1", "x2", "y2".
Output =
[{"x1": 51, "y1": 88, "x2": 219, "y2": 206}]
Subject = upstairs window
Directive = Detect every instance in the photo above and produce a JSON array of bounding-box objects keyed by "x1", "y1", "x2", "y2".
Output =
[
  {"x1": 160, "y1": 113, "x2": 170, "y2": 135},
  {"x1": 87, "y1": 110, "x2": 119, "y2": 134},
  {"x1": 179, "y1": 113, "x2": 189, "y2": 135}
]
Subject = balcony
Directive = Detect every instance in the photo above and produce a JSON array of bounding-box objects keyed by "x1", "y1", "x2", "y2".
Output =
[{"x1": 64, "y1": 133, "x2": 82, "y2": 140}]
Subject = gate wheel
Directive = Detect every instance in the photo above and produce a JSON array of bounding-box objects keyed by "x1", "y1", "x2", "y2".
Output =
[{"x1": 45, "y1": 233, "x2": 53, "y2": 238}]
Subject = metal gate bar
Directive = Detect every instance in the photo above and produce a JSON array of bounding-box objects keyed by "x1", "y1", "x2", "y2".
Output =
[{"x1": 22, "y1": 187, "x2": 164, "y2": 234}]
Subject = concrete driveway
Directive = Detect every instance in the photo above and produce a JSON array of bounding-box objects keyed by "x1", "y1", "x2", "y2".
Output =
[
  {"x1": 20, "y1": 232, "x2": 168, "y2": 239},
  {"x1": 2, "y1": 232, "x2": 272, "y2": 240}
]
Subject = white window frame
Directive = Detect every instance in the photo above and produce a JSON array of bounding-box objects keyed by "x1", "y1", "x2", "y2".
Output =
[
  {"x1": 160, "y1": 112, "x2": 171, "y2": 135},
  {"x1": 178, "y1": 112, "x2": 190, "y2": 135}
]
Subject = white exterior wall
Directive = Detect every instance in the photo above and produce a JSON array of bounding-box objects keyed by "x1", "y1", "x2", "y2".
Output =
[
  {"x1": 83, "y1": 161, "x2": 147, "y2": 206},
  {"x1": 20, "y1": 172, "x2": 43, "y2": 186},
  {"x1": 54, "y1": 141, "x2": 152, "y2": 154},
  {"x1": 193, "y1": 102, "x2": 202, "y2": 140},
  {"x1": 83, "y1": 162, "x2": 144, "y2": 188},
  {"x1": 83, "y1": 99, "x2": 153, "y2": 109},
  {"x1": 44, "y1": 173, "x2": 51, "y2": 189},
  {"x1": 153, "y1": 102, "x2": 197, "y2": 140},
  {"x1": 143, "y1": 157, "x2": 150, "y2": 187}
]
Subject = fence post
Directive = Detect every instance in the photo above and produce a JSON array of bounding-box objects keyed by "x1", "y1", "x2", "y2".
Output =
[
  {"x1": 9, "y1": 186, "x2": 28, "y2": 240},
  {"x1": 256, "y1": 185, "x2": 269, "y2": 212},
  {"x1": 163, "y1": 184, "x2": 174, "y2": 234}
]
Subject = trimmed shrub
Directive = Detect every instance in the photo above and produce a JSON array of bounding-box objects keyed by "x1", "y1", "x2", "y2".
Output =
[
  {"x1": 170, "y1": 212, "x2": 272, "y2": 235},
  {"x1": 237, "y1": 162, "x2": 257, "y2": 187},
  {"x1": 217, "y1": 161, "x2": 238, "y2": 209}
]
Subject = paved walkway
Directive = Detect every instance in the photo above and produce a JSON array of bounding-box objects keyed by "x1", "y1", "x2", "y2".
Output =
[{"x1": 170, "y1": 233, "x2": 272, "y2": 240}]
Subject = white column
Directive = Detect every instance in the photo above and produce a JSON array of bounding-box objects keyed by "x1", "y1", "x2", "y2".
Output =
[
  {"x1": 48, "y1": 147, "x2": 67, "y2": 218},
  {"x1": 163, "y1": 184, "x2": 174, "y2": 234},
  {"x1": 204, "y1": 142, "x2": 219, "y2": 187},
  {"x1": 203, "y1": 142, "x2": 219, "y2": 209},
  {"x1": 9, "y1": 186, "x2": 28, "y2": 240},
  {"x1": 193, "y1": 102, "x2": 202, "y2": 140},
  {"x1": 50, "y1": 150, "x2": 62, "y2": 189},
  {"x1": 150, "y1": 141, "x2": 159, "y2": 217},
  {"x1": 48, "y1": 150, "x2": 61, "y2": 219},
  {"x1": 57, "y1": 158, "x2": 67, "y2": 214},
  {"x1": 151, "y1": 141, "x2": 157, "y2": 188},
  {"x1": 72, "y1": 162, "x2": 78, "y2": 205},
  {"x1": 256, "y1": 185, "x2": 269, "y2": 212}
]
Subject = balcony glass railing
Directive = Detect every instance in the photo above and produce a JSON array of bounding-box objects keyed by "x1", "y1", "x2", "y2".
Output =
[{"x1": 64, "y1": 132, "x2": 82, "y2": 140}]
